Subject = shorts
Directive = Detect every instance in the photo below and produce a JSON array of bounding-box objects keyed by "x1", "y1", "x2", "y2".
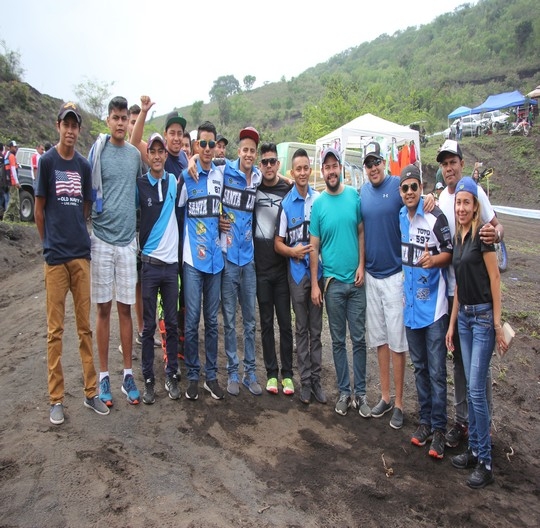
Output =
[
  {"x1": 91, "y1": 234, "x2": 137, "y2": 305},
  {"x1": 365, "y1": 271, "x2": 408, "y2": 353}
]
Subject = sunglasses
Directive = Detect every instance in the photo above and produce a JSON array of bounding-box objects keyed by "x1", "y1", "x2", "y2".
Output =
[
  {"x1": 261, "y1": 158, "x2": 278, "y2": 166},
  {"x1": 199, "y1": 140, "x2": 216, "y2": 149},
  {"x1": 365, "y1": 159, "x2": 382, "y2": 169},
  {"x1": 401, "y1": 182, "x2": 419, "y2": 193}
]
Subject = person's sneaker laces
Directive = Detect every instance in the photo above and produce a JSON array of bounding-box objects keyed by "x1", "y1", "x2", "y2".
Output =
[
  {"x1": 451, "y1": 447, "x2": 478, "y2": 469},
  {"x1": 371, "y1": 398, "x2": 394, "y2": 418},
  {"x1": 84, "y1": 396, "x2": 110, "y2": 416},
  {"x1": 467, "y1": 461, "x2": 494, "y2": 489},
  {"x1": 242, "y1": 374, "x2": 262, "y2": 396},
  {"x1": 121, "y1": 374, "x2": 140, "y2": 405},
  {"x1": 227, "y1": 374, "x2": 240, "y2": 396},
  {"x1": 266, "y1": 377, "x2": 278, "y2": 394},
  {"x1": 165, "y1": 374, "x2": 180, "y2": 400},
  {"x1": 428, "y1": 430, "x2": 445, "y2": 459},
  {"x1": 411, "y1": 424, "x2": 432, "y2": 446},
  {"x1": 204, "y1": 379, "x2": 225, "y2": 400},
  {"x1": 311, "y1": 381, "x2": 327, "y2": 404},
  {"x1": 282, "y1": 378, "x2": 294, "y2": 396},
  {"x1": 335, "y1": 394, "x2": 351, "y2": 416},
  {"x1": 389, "y1": 407, "x2": 404, "y2": 430},
  {"x1": 299, "y1": 384, "x2": 312, "y2": 404},
  {"x1": 143, "y1": 378, "x2": 155, "y2": 405},
  {"x1": 118, "y1": 344, "x2": 137, "y2": 360},
  {"x1": 445, "y1": 422, "x2": 468, "y2": 448},
  {"x1": 99, "y1": 375, "x2": 113, "y2": 407},
  {"x1": 185, "y1": 380, "x2": 199, "y2": 400},
  {"x1": 50, "y1": 403, "x2": 64, "y2": 425},
  {"x1": 352, "y1": 394, "x2": 371, "y2": 418}
]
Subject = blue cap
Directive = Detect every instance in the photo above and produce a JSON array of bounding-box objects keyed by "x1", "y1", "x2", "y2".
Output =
[{"x1": 455, "y1": 176, "x2": 478, "y2": 198}]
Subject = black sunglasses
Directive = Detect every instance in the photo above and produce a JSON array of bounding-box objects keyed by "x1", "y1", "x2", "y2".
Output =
[
  {"x1": 365, "y1": 159, "x2": 382, "y2": 169},
  {"x1": 199, "y1": 140, "x2": 216, "y2": 149},
  {"x1": 401, "y1": 182, "x2": 419, "y2": 193},
  {"x1": 261, "y1": 158, "x2": 278, "y2": 166}
]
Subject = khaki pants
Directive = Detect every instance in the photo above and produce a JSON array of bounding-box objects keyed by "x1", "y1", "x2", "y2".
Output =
[
  {"x1": 4, "y1": 186, "x2": 20, "y2": 221},
  {"x1": 45, "y1": 259, "x2": 97, "y2": 404}
]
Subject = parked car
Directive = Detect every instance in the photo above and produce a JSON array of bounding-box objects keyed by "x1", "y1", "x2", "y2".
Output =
[
  {"x1": 15, "y1": 147, "x2": 37, "y2": 222},
  {"x1": 444, "y1": 115, "x2": 488, "y2": 139},
  {"x1": 482, "y1": 110, "x2": 510, "y2": 130}
]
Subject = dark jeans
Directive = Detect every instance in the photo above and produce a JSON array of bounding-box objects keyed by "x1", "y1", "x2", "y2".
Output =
[
  {"x1": 406, "y1": 316, "x2": 448, "y2": 432},
  {"x1": 141, "y1": 261, "x2": 178, "y2": 379},
  {"x1": 256, "y1": 266, "x2": 294, "y2": 379}
]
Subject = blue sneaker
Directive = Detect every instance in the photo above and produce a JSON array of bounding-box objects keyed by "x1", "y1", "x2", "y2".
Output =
[
  {"x1": 99, "y1": 376, "x2": 113, "y2": 407},
  {"x1": 242, "y1": 373, "x2": 262, "y2": 396},
  {"x1": 121, "y1": 374, "x2": 140, "y2": 405}
]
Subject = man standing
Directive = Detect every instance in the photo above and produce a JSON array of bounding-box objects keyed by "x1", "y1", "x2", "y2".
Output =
[
  {"x1": 31, "y1": 144, "x2": 45, "y2": 191},
  {"x1": 35, "y1": 102, "x2": 109, "y2": 424},
  {"x1": 215, "y1": 134, "x2": 228, "y2": 159},
  {"x1": 275, "y1": 148, "x2": 325, "y2": 405},
  {"x1": 310, "y1": 148, "x2": 370, "y2": 418},
  {"x1": 399, "y1": 164, "x2": 453, "y2": 459},
  {"x1": 137, "y1": 132, "x2": 180, "y2": 404},
  {"x1": 89, "y1": 96, "x2": 143, "y2": 407},
  {"x1": 3, "y1": 140, "x2": 20, "y2": 222},
  {"x1": 436, "y1": 139, "x2": 503, "y2": 449},
  {"x1": 254, "y1": 142, "x2": 294, "y2": 396}
]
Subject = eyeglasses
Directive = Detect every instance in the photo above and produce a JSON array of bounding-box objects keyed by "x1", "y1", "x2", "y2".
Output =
[
  {"x1": 198, "y1": 140, "x2": 216, "y2": 149},
  {"x1": 401, "y1": 182, "x2": 419, "y2": 193},
  {"x1": 364, "y1": 159, "x2": 382, "y2": 169},
  {"x1": 261, "y1": 158, "x2": 278, "y2": 166}
]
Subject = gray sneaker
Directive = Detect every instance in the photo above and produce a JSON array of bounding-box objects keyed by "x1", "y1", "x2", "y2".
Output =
[
  {"x1": 352, "y1": 394, "x2": 371, "y2": 418},
  {"x1": 335, "y1": 394, "x2": 351, "y2": 416},
  {"x1": 165, "y1": 374, "x2": 181, "y2": 400},
  {"x1": 371, "y1": 398, "x2": 394, "y2": 418},
  {"x1": 227, "y1": 375, "x2": 240, "y2": 396},
  {"x1": 84, "y1": 396, "x2": 110, "y2": 416},
  {"x1": 389, "y1": 407, "x2": 404, "y2": 430},
  {"x1": 242, "y1": 374, "x2": 262, "y2": 396},
  {"x1": 50, "y1": 403, "x2": 64, "y2": 425},
  {"x1": 118, "y1": 344, "x2": 137, "y2": 361}
]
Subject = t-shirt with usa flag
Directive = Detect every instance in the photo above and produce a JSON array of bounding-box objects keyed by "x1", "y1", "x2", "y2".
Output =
[{"x1": 36, "y1": 148, "x2": 92, "y2": 265}]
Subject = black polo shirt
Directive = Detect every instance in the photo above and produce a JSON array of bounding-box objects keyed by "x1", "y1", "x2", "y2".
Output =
[{"x1": 453, "y1": 227, "x2": 495, "y2": 305}]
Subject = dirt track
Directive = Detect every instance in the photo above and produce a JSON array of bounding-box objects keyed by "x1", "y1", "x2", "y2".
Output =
[{"x1": 0, "y1": 214, "x2": 539, "y2": 528}]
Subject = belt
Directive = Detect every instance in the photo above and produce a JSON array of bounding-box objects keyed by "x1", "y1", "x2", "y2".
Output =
[{"x1": 141, "y1": 254, "x2": 168, "y2": 266}]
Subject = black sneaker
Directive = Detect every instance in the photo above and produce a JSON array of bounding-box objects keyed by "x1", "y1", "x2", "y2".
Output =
[
  {"x1": 204, "y1": 379, "x2": 225, "y2": 400},
  {"x1": 428, "y1": 430, "x2": 445, "y2": 459},
  {"x1": 299, "y1": 384, "x2": 312, "y2": 404},
  {"x1": 311, "y1": 381, "x2": 327, "y2": 404},
  {"x1": 165, "y1": 374, "x2": 180, "y2": 400},
  {"x1": 451, "y1": 448, "x2": 478, "y2": 470},
  {"x1": 445, "y1": 422, "x2": 468, "y2": 448},
  {"x1": 411, "y1": 424, "x2": 432, "y2": 446},
  {"x1": 143, "y1": 378, "x2": 155, "y2": 405},
  {"x1": 185, "y1": 380, "x2": 199, "y2": 400},
  {"x1": 467, "y1": 461, "x2": 494, "y2": 489}
]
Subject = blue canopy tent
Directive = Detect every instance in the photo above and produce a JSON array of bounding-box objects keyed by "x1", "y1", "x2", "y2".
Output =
[
  {"x1": 471, "y1": 90, "x2": 536, "y2": 114},
  {"x1": 448, "y1": 106, "x2": 472, "y2": 119}
]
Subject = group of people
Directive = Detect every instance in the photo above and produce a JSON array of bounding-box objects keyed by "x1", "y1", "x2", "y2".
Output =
[{"x1": 34, "y1": 95, "x2": 506, "y2": 491}]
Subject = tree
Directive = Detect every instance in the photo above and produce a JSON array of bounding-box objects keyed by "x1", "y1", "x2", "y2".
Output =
[
  {"x1": 515, "y1": 20, "x2": 533, "y2": 49},
  {"x1": 0, "y1": 40, "x2": 24, "y2": 82},
  {"x1": 73, "y1": 77, "x2": 114, "y2": 120},
  {"x1": 217, "y1": 97, "x2": 231, "y2": 127},
  {"x1": 243, "y1": 75, "x2": 256, "y2": 91},
  {"x1": 209, "y1": 75, "x2": 241, "y2": 101},
  {"x1": 191, "y1": 101, "x2": 203, "y2": 128}
]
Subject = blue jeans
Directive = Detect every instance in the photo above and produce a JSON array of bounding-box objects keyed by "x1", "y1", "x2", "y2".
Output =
[
  {"x1": 406, "y1": 316, "x2": 448, "y2": 432},
  {"x1": 141, "y1": 262, "x2": 178, "y2": 379},
  {"x1": 183, "y1": 263, "x2": 221, "y2": 381},
  {"x1": 324, "y1": 279, "x2": 367, "y2": 396},
  {"x1": 458, "y1": 303, "x2": 495, "y2": 465},
  {"x1": 221, "y1": 259, "x2": 257, "y2": 377}
]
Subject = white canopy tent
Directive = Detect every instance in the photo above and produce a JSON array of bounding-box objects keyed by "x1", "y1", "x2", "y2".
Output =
[{"x1": 315, "y1": 113, "x2": 421, "y2": 188}]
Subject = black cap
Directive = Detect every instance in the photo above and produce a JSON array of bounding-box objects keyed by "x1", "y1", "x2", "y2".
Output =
[
  {"x1": 216, "y1": 134, "x2": 228, "y2": 146},
  {"x1": 58, "y1": 102, "x2": 82, "y2": 124},
  {"x1": 7, "y1": 140, "x2": 18, "y2": 147},
  {"x1": 165, "y1": 111, "x2": 187, "y2": 131},
  {"x1": 399, "y1": 164, "x2": 422, "y2": 185},
  {"x1": 363, "y1": 141, "x2": 384, "y2": 164}
]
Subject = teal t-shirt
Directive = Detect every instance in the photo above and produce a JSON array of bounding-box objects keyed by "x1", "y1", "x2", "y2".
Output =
[{"x1": 309, "y1": 185, "x2": 362, "y2": 283}]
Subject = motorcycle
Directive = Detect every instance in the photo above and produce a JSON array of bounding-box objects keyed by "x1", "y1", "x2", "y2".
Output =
[{"x1": 509, "y1": 118, "x2": 531, "y2": 136}]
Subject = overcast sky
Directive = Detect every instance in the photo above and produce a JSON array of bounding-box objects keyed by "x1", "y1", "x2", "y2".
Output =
[{"x1": 1, "y1": 0, "x2": 472, "y2": 118}]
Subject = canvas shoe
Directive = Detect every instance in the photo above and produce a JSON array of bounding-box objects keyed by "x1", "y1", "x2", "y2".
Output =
[
  {"x1": 84, "y1": 396, "x2": 110, "y2": 416},
  {"x1": 50, "y1": 403, "x2": 64, "y2": 425},
  {"x1": 389, "y1": 407, "x2": 404, "y2": 430},
  {"x1": 371, "y1": 398, "x2": 394, "y2": 418}
]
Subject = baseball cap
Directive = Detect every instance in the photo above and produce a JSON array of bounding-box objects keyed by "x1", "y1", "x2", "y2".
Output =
[
  {"x1": 363, "y1": 141, "x2": 384, "y2": 164},
  {"x1": 435, "y1": 182, "x2": 444, "y2": 190},
  {"x1": 399, "y1": 164, "x2": 421, "y2": 185},
  {"x1": 58, "y1": 101, "x2": 82, "y2": 124},
  {"x1": 455, "y1": 176, "x2": 478, "y2": 198},
  {"x1": 436, "y1": 139, "x2": 463, "y2": 162},
  {"x1": 321, "y1": 147, "x2": 341, "y2": 165},
  {"x1": 147, "y1": 132, "x2": 166, "y2": 150},
  {"x1": 165, "y1": 111, "x2": 187, "y2": 131},
  {"x1": 216, "y1": 134, "x2": 228, "y2": 146},
  {"x1": 239, "y1": 127, "x2": 260, "y2": 145},
  {"x1": 7, "y1": 140, "x2": 17, "y2": 147}
]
